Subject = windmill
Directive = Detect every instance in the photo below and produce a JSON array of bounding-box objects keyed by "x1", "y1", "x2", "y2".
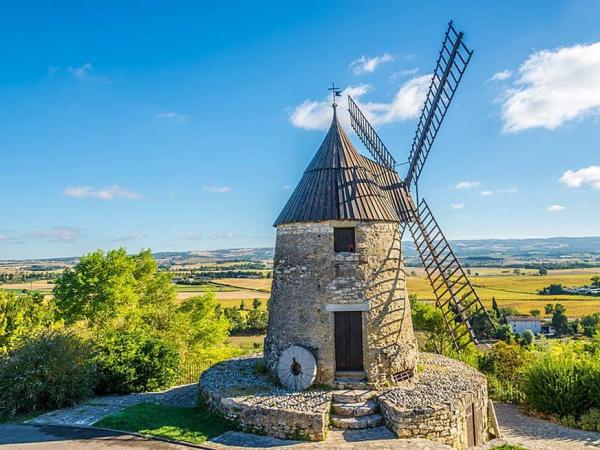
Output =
[{"x1": 348, "y1": 21, "x2": 494, "y2": 351}]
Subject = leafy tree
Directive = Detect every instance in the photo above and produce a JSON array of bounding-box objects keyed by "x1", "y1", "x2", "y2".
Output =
[
  {"x1": 545, "y1": 303, "x2": 555, "y2": 315},
  {"x1": 224, "y1": 307, "x2": 245, "y2": 334},
  {"x1": 492, "y1": 297, "x2": 499, "y2": 315},
  {"x1": 592, "y1": 275, "x2": 600, "y2": 288},
  {"x1": 239, "y1": 300, "x2": 246, "y2": 311},
  {"x1": 529, "y1": 309, "x2": 541, "y2": 318},
  {"x1": 246, "y1": 309, "x2": 268, "y2": 333},
  {"x1": 581, "y1": 313, "x2": 600, "y2": 338},
  {"x1": 53, "y1": 249, "x2": 175, "y2": 329},
  {"x1": 513, "y1": 269, "x2": 521, "y2": 275},
  {"x1": 538, "y1": 268, "x2": 549, "y2": 276},
  {"x1": 252, "y1": 298, "x2": 262, "y2": 310},
  {"x1": 552, "y1": 303, "x2": 570, "y2": 337},
  {"x1": 0, "y1": 291, "x2": 57, "y2": 354},
  {"x1": 522, "y1": 329, "x2": 535, "y2": 347},
  {"x1": 173, "y1": 292, "x2": 229, "y2": 351},
  {"x1": 496, "y1": 324, "x2": 514, "y2": 343}
]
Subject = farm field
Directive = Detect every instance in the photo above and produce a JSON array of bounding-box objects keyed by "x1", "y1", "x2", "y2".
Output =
[
  {"x1": 211, "y1": 278, "x2": 272, "y2": 291},
  {"x1": 406, "y1": 270, "x2": 600, "y2": 317}
]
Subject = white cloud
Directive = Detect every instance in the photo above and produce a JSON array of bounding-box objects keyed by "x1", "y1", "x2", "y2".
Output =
[
  {"x1": 501, "y1": 42, "x2": 600, "y2": 132},
  {"x1": 289, "y1": 75, "x2": 431, "y2": 130},
  {"x1": 489, "y1": 70, "x2": 512, "y2": 82},
  {"x1": 0, "y1": 235, "x2": 8, "y2": 241},
  {"x1": 29, "y1": 227, "x2": 80, "y2": 242},
  {"x1": 480, "y1": 187, "x2": 518, "y2": 196},
  {"x1": 156, "y1": 112, "x2": 188, "y2": 121},
  {"x1": 64, "y1": 185, "x2": 142, "y2": 200},
  {"x1": 559, "y1": 166, "x2": 600, "y2": 190},
  {"x1": 453, "y1": 180, "x2": 480, "y2": 190},
  {"x1": 202, "y1": 185, "x2": 232, "y2": 193},
  {"x1": 547, "y1": 204, "x2": 565, "y2": 212},
  {"x1": 389, "y1": 67, "x2": 420, "y2": 80},
  {"x1": 349, "y1": 54, "x2": 394, "y2": 75},
  {"x1": 283, "y1": 185, "x2": 292, "y2": 190},
  {"x1": 450, "y1": 203, "x2": 465, "y2": 210},
  {"x1": 67, "y1": 63, "x2": 93, "y2": 79}
]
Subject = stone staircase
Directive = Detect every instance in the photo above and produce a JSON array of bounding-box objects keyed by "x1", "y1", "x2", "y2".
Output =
[{"x1": 330, "y1": 374, "x2": 383, "y2": 430}]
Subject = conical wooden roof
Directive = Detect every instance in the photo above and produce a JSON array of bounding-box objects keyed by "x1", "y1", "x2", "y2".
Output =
[{"x1": 274, "y1": 109, "x2": 401, "y2": 226}]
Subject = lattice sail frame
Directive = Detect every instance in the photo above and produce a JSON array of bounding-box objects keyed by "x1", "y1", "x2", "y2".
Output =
[
  {"x1": 346, "y1": 22, "x2": 494, "y2": 350},
  {"x1": 405, "y1": 21, "x2": 473, "y2": 188}
]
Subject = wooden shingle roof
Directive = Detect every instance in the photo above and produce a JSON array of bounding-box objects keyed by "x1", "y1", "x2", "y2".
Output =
[{"x1": 274, "y1": 109, "x2": 413, "y2": 226}]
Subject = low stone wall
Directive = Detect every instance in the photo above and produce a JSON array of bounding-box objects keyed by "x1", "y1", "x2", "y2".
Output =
[
  {"x1": 199, "y1": 356, "x2": 331, "y2": 441},
  {"x1": 379, "y1": 353, "x2": 488, "y2": 449}
]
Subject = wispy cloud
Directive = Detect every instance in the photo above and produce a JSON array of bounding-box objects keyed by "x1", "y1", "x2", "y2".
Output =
[
  {"x1": 349, "y1": 54, "x2": 394, "y2": 75},
  {"x1": 501, "y1": 42, "x2": 600, "y2": 132},
  {"x1": 283, "y1": 184, "x2": 292, "y2": 190},
  {"x1": 29, "y1": 227, "x2": 80, "y2": 242},
  {"x1": 67, "y1": 63, "x2": 93, "y2": 80},
  {"x1": 480, "y1": 187, "x2": 518, "y2": 197},
  {"x1": 156, "y1": 112, "x2": 189, "y2": 122},
  {"x1": 547, "y1": 204, "x2": 565, "y2": 212},
  {"x1": 488, "y1": 70, "x2": 512, "y2": 82},
  {"x1": 389, "y1": 67, "x2": 420, "y2": 80},
  {"x1": 450, "y1": 203, "x2": 465, "y2": 210},
  {"x1": 64, "y1": 185, "x2": 142, "y2": 200},
  {"x1": 559, "y1": 166, "x2": 600, "y2": 190},
  {"x1": 202, "y1": 185, "x2": 232, "y2": 193},
  {"x1": 453, "y1": 180, "x2": 480, "y2": 190},
  {"x1": 290, "y1": 75, "x2": 431, "y2": 130}
]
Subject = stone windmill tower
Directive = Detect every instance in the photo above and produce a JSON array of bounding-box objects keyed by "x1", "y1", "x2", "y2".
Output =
[
  {"x1": 265, "y1": 22, "x2": 493, "y2": 389},
  {"x1": 264, "y1": 98, "x2": 419, "y2": 386}
]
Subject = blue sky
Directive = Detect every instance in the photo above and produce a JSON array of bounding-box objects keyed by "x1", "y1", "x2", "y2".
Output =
[{"x1": 1, "y1": 0, "x2": 600, "y2": 259}]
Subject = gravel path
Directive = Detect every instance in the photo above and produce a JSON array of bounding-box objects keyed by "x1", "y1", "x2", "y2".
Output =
[
  {"x1": 495, "y1": 403, "x2": 600, "y2": 449},
  {"x1": 28, "y1": 384, "x2": 199, "y2": 427}
]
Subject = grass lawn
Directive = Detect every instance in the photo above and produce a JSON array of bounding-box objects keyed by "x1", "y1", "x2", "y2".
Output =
[
  {"x1": 94, "y1": 403, "x2": 234, "y2": 444},
  {"x1": 491, "y1": 445, "x2": 528, "y2": 450}
]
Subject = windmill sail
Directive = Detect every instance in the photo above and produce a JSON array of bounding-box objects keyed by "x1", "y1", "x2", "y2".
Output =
[
  {"x1": 348, "y1": 96, "x2": 396, "y2": 170},
  {"x1": 408, "y1": 198, "x2": 493, "y2": 350},
  {"x1": 405, "y1": 21, "x2": 473, "y2": 188}
]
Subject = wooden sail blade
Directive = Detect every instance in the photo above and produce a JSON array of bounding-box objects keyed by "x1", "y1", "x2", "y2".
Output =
[
  {"x1": 408, "y1": 198, "x2": 494, "y2": 351},
  {"x1": 348, "y1": 95, "x2": 396, "y2": 170},
  {"x1": 405, "y1": 21, "x2": 473, "y2": 188}
]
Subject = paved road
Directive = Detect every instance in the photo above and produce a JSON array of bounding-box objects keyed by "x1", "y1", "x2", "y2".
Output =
[
  {"x1": 0, "y1": 424, "x2": 194, "y2": 449},
  {"x1": 496, "y1": 403, "x2": 600, "y2": 449}
]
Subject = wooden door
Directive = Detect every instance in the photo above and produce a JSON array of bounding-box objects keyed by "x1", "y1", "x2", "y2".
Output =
[{"x1": 334, "y1": 311, "x2": 364, "y2": 371}]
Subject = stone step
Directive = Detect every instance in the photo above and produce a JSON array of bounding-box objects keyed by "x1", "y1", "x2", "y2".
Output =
[
  {"x1": 332, "y1": 399, "x2": 379, "y2": 417},
  {"x1": 335, "y1": 370, "x2": 367, "y2": 379},
  {"x1": 333, "y1": 378, "x2": 371, "y2": 390},
  {"x1": 332, "y1": 389, "x2": 376, "y2": 404},
  {"x1": 330, "y1": 413, "x2": 383, "y2": 430}
]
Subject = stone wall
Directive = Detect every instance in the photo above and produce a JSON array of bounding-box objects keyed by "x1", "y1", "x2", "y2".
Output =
[
  {"x1": 379, "y1": 353, "x2": 489, "y2": 449},
  {"x1": 264, "y1": 220, "x2": 417, "y2": 386},
  {"x1": 199, "y1": 357, "x2": 331, "y2": 441}
]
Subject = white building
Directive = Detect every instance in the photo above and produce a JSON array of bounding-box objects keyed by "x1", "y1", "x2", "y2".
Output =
[{"x1": 507, "y1": 316, "x2": 542, "y2": 335}]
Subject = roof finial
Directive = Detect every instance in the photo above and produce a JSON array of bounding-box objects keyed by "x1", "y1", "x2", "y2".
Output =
[{"x1": 328, "y1": 82, "x2": 342, "y2": 110}]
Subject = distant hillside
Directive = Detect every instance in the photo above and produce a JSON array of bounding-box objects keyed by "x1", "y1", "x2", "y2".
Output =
[{"x1": 2, "y1": 237, "x2": 600, "y2": 269}]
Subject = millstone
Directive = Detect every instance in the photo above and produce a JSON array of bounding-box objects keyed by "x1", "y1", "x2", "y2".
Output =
[{"x1": 277, "y1": 345, "x2": 317, "y2": 391}]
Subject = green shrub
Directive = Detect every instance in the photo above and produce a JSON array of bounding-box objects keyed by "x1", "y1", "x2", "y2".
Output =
[
  {"x1": 0, "y1": 331, "x2": 94, "y2": 418},
  {"x1": 580, "y1": 360, "x2": 600, "y2": 410},
  {"x1": 580, "y1": 408, "x2": 600, "y2": 432},
  {"x1": 94, "y1": 329, "x2": 179, "y2": 394},
  {"x1": 524, "y1": 353, "x2": 585, "y2": 417}
]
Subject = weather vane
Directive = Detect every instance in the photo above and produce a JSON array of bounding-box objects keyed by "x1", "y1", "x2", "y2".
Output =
[{"x1": 328, "y1": 82, "x2": 342, "y2": 108}]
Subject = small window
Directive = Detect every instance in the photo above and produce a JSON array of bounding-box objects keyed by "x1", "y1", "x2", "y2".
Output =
[{"x1": 334, "y1": 227, "x2": 355, "y2": 253}]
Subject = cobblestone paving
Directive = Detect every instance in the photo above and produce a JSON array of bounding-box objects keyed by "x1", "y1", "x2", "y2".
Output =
[
  {"x1": 495, "y1": 403, "x2": 600, "y2": 449},
  {"x1": 28, "y1": 384, "x2": 199, "y2": 427},
  {"x1": 209, "y1": 427, "x2": 452, "y2": 449}
]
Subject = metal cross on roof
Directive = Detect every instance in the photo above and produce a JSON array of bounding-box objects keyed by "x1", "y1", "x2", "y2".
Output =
[{"x1": 328, "y1": 82, "x2": 342, "y2": 108}]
